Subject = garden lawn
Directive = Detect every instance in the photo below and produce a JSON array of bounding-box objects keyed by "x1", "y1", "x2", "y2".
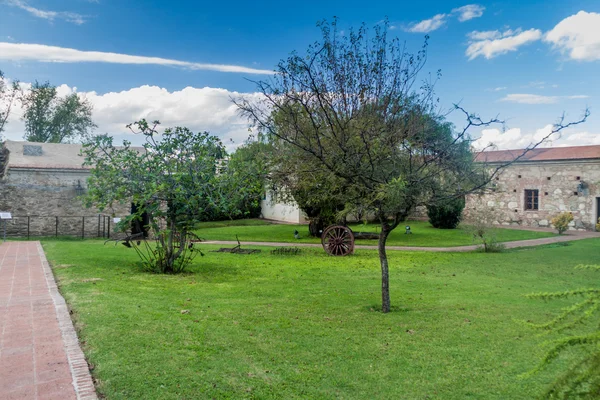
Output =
[
  {"x1": 194, "y1": 219, "x2": 555, "y2": 247},
  {"x1": 43, "y1": 238, "x2": 600, "y2": 399}
]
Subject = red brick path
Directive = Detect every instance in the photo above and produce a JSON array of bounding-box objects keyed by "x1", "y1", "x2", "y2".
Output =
[{"x1": 0, "y1": 242, "x2": 96, "y2": 400}]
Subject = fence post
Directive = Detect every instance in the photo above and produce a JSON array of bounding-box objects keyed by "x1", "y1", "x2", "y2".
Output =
[
  {"x1": 55, "y1": 216, "x2": 58, "y2": 237},
  {"x1": 82, "y1": 217, "x2": 85, "y2": 239},
  {"x1": 107, "y1": 218, "x2": 110, "y2": 239},
  {"x1": 97, "y1": 214, "x2": 101, "y2": 238},
  {"x1": 27, "y1": 216, "x2": 30, "y2": 240}
]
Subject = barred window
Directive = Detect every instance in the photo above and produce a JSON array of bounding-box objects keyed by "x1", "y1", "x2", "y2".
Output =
[{"x1": 524, "y1": 189, "x2": 539, "y2": 210}]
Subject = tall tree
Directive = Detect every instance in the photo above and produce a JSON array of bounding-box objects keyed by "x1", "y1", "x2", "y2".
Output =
[
  {"x1": 82, "y1": 120, "x2": 246, "y2": 273},
  {"x1": 236, "y1": 19, "x2": 587, "y2": 313},
  {"x1": 21, "y1": 81, "x2": 96, "y2": 143},
  {"x1": 0, "y1": 70, "x2": 21, "y2": 137}
]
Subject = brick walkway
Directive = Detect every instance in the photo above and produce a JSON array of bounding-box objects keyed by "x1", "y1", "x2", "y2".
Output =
[{"x1": 0, "y1": 242, "x2": 96, "y2": 400}]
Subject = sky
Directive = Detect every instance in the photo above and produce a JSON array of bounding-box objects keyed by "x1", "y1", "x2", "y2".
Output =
[{"x1": 0, "y1": 0, "x2": 599, "y2": 150}]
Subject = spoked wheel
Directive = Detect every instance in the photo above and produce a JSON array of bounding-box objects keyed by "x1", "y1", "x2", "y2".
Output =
[{"x1": 321, "y1": 225, "x2": 355, "y2": 256}]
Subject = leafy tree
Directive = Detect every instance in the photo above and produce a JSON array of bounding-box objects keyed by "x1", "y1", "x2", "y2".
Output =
[
  {"x1": 82, "y1": 120, "x2": 244, "y2": 273},
  {"x1": 525, "y1": 264, "x2": 600, "y2": 399},
  {"x1": 236, "y1": 19, "x2": 587, "y2": 312},
  {"x1": 264, "y1": 121, "x2": 348, "y2": 235},
  {"x1": 427, "y1": 196, "x2": 465, "y2": 229},
  {"x1": 0, "y1": 70, "x2": 21, "y2": 136},
  {"x1": 22, "y1": 81, "x2": 96, "y2": 143},
  {"x1": 223, "y1": 140, "x2": 270, "y2": 220}
]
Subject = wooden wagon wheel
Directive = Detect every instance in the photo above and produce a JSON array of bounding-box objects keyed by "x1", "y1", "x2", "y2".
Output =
[{"x1": 321, "y1": 225, "x2": 355, "y2": 256}]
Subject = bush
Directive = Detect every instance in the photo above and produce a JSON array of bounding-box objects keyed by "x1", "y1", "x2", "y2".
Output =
[
  {"x1": 427, "y1": 196, "x2": 465, "y2": 229},
  {"x1": 596, "y1": 217, "x2": 600, "y2": 232},
  {"x1": 551, "y1": 212, "x2": 574, "y2": 234}
]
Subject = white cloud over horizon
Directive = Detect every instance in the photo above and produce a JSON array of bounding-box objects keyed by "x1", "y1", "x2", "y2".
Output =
[
  {"x1": 1, "y1": 83, "x2": 263, "y2": 150},
  {"x1": 0, "y1": 42, "x2": 274, "y2": 74},
  {"x1": 2, "y1": 80, "x2": 598, "y2": 153},
  {"x1": 500, "y1": 93, "x2": 589, "y2": 104},
  {"x1": 4, "y1": 0, "x2": 87, "y2": 25},
  {"x1": 472, "y1": 124, "x2": 599, "y2": 150},
  {"x1": 545, "y1": 11, "x2": 600, "y2": 61},
  {"x1": 466, "y1": 28, "x2": 542, "y2": 60}
]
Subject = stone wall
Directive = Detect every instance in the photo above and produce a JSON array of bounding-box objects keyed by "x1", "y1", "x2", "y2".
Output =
[
  {"x1": 465, "y1": 160, "x2": 600, "y2": 231},
  {"x1": 0, "y1": 168, "x2": 130, "y2": 237}
]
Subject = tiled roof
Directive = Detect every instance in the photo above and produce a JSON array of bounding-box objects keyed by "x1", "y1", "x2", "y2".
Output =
[{"x1": 474, "y1": 145, "x2": 600, "y2": 163}]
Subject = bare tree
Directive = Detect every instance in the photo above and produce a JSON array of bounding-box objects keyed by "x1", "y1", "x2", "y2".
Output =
[{"x1": 235, "y1": 19, "x2": 588, "y2": 313}]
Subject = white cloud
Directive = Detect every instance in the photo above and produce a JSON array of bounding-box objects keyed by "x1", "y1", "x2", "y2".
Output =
[
  {"x1": 0, "y1": 42, "x2": 273, "y2": 74},
  {"x1": 490, "y1": 86, "x2": 507, "y2": 91},
  {"x1": 559, "y1": 131, "x2": 600, "y2": 145},
  {"x1": 500, "y1": 93, "x2": 589, "y2": 104},
  {"x1": 4, "y1": 0, "x2": 87, "y2": 25},
  {"x1": 1, "y1": 82, "x2": 263, "y2": 150},
  {"x1": 545, "y1": 11, "x2": 600, "y2": 61},
  {"x1": 452, "y1": 4, "x2": 485, "y2": 22},
  {"x1": 472, "y1": 124, "x2": 588, "y2": 150},
  {"x1": 466, "y1": 28, "x2": 542, "y2": 59},
  {"x1": 468, "y1": 30, "x2": 501, "y2": 41},
  {"x1": 405, "y1": 14, "x2": 447, "y2": 33}
]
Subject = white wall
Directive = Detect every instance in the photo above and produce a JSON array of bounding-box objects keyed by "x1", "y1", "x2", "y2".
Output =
[{"x1": 260, "y1": 190, "x2": 307, "y2": 224}]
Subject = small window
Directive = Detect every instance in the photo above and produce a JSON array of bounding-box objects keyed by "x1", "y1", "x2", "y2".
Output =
[
  {"x1": 574, "y1": 192, "x2": 579, "y2": 196},
  {"x1": 576, "y1": 176, "x2": 581, "y2": 180},
  {"x1": 544, "y1": 192, "x2": 548, "y2": 196},
  {"x1": 513, "y1": 189, "x2": 517, "y2": 193},
  {"x1": 524, "y1": 189, "x2": 539, "y2": 210},
  {"x1": 547, "y1": 177, "x2": 551, "y2": 180},
  {"x1": 518, "y1": 175, "x2": 522, "y2": 178}
]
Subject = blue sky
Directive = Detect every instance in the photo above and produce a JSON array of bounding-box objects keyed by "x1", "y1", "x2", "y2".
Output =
[{"x1": 1, "y1": 0, "x2": 599, "y2": 149}]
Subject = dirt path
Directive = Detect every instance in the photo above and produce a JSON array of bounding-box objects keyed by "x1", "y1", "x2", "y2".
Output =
[{"x1": 202, "y1": 230, "x2": 600, "y2": 252}]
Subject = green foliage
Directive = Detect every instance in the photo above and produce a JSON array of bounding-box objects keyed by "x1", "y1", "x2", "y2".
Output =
[
  {"x1": 427, "y1": 196, "x2": 465, "y2": 229},
  {"x1": 21, "y1": 81, "x2": 96, "y2": 143},
  {"x1": 526, "y1": 264, "x2": 600, "y2": 399},
  {"x1": 222, "y1": 141, "x2": 270, "y2": 220},
  {"x1": 82, "y1": 119, "x2": 246, "y2": 273},
  {"x1": 551, "y1": 212, "x2": 574, "y2": 235},
  {"x1": 595, "y1": 217, "x2": 600, "y2": 232}
]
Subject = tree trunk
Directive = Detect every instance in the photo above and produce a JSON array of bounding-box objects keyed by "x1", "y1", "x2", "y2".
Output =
[
  {"x1": 308, "y1": 218, "x2": 325, "y2": 237},
  {"x1": 378, "y1": 227, "x2": 391, "y2": 313}
]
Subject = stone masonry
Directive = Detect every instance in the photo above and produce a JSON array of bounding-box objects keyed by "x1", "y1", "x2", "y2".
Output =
[
  {"x1": 465, "y1": 147, "x2": 600, "y2": 231},
  {"x1": 0, "y1": 141, "x2": 130, "y2": 238}
]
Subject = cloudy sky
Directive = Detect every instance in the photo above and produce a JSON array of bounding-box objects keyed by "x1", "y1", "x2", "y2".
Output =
[{"x1": 0, "y1": 0, "x2": 599, "y2": 150}]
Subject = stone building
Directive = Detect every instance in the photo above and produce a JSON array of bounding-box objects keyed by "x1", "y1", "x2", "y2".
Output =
[
  {"x1": 0, "y1": 140, "x2": 130, "y2": 237},
  {"x1": 467, "y1": 145, "x2": 600, "y2": 231}
]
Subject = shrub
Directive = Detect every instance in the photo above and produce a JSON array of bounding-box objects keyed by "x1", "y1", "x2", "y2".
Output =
[
  {"x1": 551, "y1": 212, "x2": 574, "y2": 234},
  {"x1": 596, "y1": 217, "x2": 600, "y2": 232},
  {"x1": 427, "y1": 196, "x2": 465, "y2": 229}
]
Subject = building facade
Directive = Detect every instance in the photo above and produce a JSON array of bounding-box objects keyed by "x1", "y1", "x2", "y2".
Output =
[
  {"x1": 0, "y1": 140, "x2": 130, "y2": 237},
  {"x1": 466, "y1": 145, "x2": 600, "y2": 231}
]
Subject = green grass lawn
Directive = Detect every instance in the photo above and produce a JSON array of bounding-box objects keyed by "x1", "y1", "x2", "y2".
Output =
[
  {"x1": 194, "y1": 219, "x2": 555, "y2": 247},
  {"x1": 43, "y1": 238, "x2": 600, "y2": 399}
]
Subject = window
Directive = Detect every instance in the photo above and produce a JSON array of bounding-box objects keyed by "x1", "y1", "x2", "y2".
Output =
[{"x1": 524, "y1": 189, "x2": 539, "y2": 210}]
